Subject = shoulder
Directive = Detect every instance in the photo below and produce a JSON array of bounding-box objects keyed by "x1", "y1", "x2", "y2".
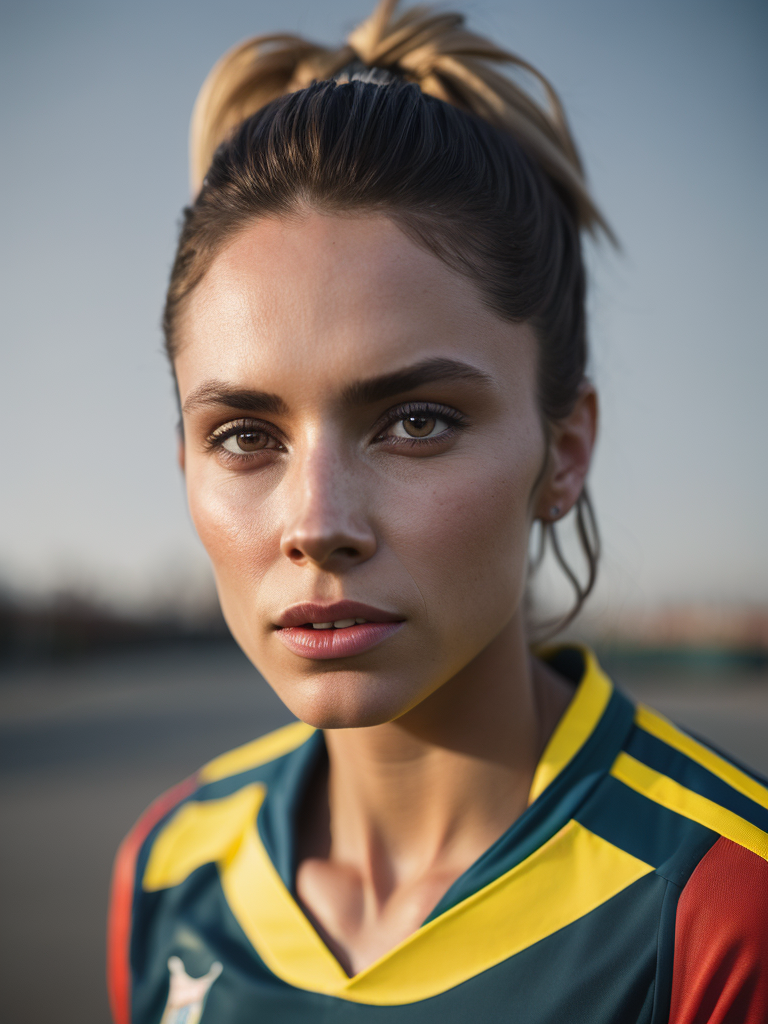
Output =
[
  {"x1": 615, "y1": 701, "x2": 768, "y2": 865},
  {"x1": 669, "y1": 835, "x2": 768, "y2": 1024},
  {"x1": 615, "y1": 702, "x2": 768, "y2": 1024},
  {"x1": 107, "y1": 720, "x2": 314, "y2": 1024}
]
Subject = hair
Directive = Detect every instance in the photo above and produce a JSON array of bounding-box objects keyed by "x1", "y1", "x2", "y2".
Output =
[{"x1": 165, "y1": 0, "x2": 613, "y2": 632}]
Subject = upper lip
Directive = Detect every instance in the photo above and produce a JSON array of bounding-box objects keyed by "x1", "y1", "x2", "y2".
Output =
[{"x1": 275, "y1": 601, "x2": 404, "y2": 628}]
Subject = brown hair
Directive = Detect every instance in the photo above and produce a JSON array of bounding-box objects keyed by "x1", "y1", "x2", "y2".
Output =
[{"x1": 165, "y1": 0, "x2": 612, "y2": 630}]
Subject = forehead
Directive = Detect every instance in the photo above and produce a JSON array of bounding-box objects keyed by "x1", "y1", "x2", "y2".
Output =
[{"x1": 175, "y1": 212, "x2": 535, "y2": 400}]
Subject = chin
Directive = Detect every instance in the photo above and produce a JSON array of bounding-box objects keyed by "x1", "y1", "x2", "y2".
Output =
[{"x1": 261, "y1": 666, "x2": 427, "y2": 730}]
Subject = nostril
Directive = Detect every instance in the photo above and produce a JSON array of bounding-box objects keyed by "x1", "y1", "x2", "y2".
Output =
[
  {"x1": 336, "y1": 546, "x2": 360, "y2": 559},
  {"x1": 280, "y1": 526, "x2": 376, "y2": 567},
  {"x1": 285, "y1": 543, "x2": 363, "y2": 566}
]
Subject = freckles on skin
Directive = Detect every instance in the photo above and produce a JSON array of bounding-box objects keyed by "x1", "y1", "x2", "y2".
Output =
[
  {"x1": 376, "y1": 436, "x2": 539, "y2": 623},
  {"x1": 175, "y1": 212, "x2": 548, "y2": 726},
  {"x1": 191, "y1": 476, "x2": 274, "y2": 593}
]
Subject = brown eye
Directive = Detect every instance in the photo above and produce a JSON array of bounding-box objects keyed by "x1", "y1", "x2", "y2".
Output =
[
  {"x1": 389, "y1": 412, "x2": 450, "y2": 440},
  {"x1": 221, "y1": 431, "x2": 274, "y2": 454},
  {"x1": 238, "y1": 432, "x2": 267, "y2": 451},
  {"x1": 402, "y1": 415, "x2": 436, "y2": 437}
]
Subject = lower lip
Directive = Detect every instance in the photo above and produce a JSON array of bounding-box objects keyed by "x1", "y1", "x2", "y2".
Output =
[{"x1": 276, "y1": 622, "x2": 404, "y2": 660}]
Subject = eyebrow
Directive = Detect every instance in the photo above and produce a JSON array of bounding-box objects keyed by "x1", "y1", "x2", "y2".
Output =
[
  {"x1": 182, "y1": 383, "x2": 287, "y2": 416},
  {"x1": 341, "y1": 358, "x2": 496, "y2": 405},
  {"x1": 181, "y1": 358, "x2": 495, "y2": 417}
]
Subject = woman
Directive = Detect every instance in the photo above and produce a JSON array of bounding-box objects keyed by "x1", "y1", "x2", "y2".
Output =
[{"x1": 108, "y1": 3, "x2": 768, "y2": 1022}]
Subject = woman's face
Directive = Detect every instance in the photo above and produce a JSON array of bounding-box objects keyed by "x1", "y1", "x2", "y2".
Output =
[{"x1": 175, "y1": 213, "x2": 584, "y2": 728}]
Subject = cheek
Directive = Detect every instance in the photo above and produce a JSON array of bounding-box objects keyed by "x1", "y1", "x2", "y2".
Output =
[
  {"x1": 383, "y1": 440, "x2": 542, "y2": 619},
  {"x1": 185, "y1": 462, "x2": 279, "y2": 589}
]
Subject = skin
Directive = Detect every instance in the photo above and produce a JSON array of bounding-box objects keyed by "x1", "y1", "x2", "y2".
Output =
[{"x1": 175, "y1": 211, "x2": 597, "y2": 975}]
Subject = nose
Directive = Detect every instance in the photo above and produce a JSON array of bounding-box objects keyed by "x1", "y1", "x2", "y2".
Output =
[{"x1": 279, "y1": 444, "x2": 377, "y2": 571}]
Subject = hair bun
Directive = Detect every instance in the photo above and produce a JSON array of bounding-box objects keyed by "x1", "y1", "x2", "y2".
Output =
[
  {"x1": 346, "y1": 2, "x2": 463, "y2": 77},
  {"x1": 190, "y1": 35, "x2": 353, "y2": 192},
  {"x1": 347, "y1": 2, "x2": 612, "y2": 239},
  {"x1": 190, "y1": 0, "x2": 612, "y2": 239}
]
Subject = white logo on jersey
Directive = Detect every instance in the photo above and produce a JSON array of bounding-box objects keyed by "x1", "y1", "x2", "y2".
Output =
[{"x1": 159, "y1": 956, "x2": 223, "y2": 1024}]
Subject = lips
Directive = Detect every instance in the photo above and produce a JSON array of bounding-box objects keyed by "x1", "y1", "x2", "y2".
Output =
[
  {"x1": 275, "y1": 601, "x2": 402, "y2": 629},
  {"x1": 274, "y1": 601, "x2": 404, "y2": 660}
]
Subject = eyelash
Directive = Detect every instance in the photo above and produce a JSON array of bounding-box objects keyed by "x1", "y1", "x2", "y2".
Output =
[
  {"x1": 204, "y1": 403, "x2": 468, "y2": 459},
  {"x1": 373, "y1": 402, "x2": 468, "y2": 446},
  {"x1": 204, "y1": 419, "x2": 285, "y2": 455}
]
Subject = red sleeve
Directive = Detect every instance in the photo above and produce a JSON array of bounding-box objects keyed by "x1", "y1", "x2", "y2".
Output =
[
  {"x1": 107, "y1": 775, "x2": 198, "y2": 1024},
  {"x1": 669, "y1": 835, "x2": 768, "y2": 1024}
]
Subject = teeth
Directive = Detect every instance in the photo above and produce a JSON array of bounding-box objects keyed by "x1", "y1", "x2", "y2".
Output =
[{"x1": 308, "y1": 618, "x2": 369, "y2": 630}]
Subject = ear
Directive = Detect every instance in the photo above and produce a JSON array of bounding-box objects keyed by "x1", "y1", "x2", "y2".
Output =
[{"x1": 534, "y1": 383, "x2": 598, "y2": 522}]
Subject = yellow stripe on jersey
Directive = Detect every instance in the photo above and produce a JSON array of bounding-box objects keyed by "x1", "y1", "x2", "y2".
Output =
[
  {"x1": 198, "y1": 721, "x2": 315, "y2": 784},
  {"x1": 634, "y1": 704, "x2": 768, "y2": 811},
  {"x1": 220, "y1": 803, "x2": 350, "y2": 991},
  {"x1": 610, "y1": 752, "x2": 768, "y2": 862},
  {"x1": 528, "y1": 647, "x2": 613, "y2": 804},
  {"x1": 220, "y1": 817, "x2": 652, "y2": 1004},
  {"x1": 143, "y1": 784, "x2": 266, "y2": 891}
]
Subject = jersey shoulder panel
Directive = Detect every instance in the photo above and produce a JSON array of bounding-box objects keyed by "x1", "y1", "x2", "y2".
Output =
[
  {"x1": 108, "y1": 774, "x2": 198, "y2": 1024},
  {"x1": 612, "y1": 703, "x2": 768, "y2": 864},
  {"x1": 669, "y1": 835, "x2": 768, "y2": 1024},
  {"x1": 558, "y1": 698, "x2": 768, "y2": 1024},
  {"x1": 107, "y1": 720, "x2": 314, "y2": 1024}
]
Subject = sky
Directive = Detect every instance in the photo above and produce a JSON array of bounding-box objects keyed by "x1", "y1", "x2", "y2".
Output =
[{"x1": 1, "y1": 0, "x2": 766, "y2": 619}]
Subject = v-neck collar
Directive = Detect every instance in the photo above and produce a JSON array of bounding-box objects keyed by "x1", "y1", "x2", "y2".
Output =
[
  {"x1": 424, "y1": 646, "x2": 635, "y2": 920},
  {"x1": 218, "y1": 647, "x2": 640, "y2": 1001}
]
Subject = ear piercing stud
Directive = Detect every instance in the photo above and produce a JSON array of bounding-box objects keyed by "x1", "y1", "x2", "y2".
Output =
[{"x1": 549, "y1": 505, "x2": 561, "y2": 519}]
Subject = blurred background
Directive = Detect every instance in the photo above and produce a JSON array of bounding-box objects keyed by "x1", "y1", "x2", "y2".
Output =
[{"x1": 1, "y1": 0, "x2": 766, "y2": 1020}]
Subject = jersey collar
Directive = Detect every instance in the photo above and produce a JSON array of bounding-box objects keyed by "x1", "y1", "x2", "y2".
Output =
[{"x1": 224, "y1": 647, "x2": 641, "y2": 1002}]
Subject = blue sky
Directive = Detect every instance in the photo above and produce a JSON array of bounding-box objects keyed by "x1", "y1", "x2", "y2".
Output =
[{"x1": 1, "y1": 0, "x2": 766, "y2": 616}]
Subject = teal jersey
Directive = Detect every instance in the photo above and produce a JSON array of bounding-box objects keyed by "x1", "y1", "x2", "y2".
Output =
[{"x1": 108, "y1": 648, "x2": 768, "y2": 1024}]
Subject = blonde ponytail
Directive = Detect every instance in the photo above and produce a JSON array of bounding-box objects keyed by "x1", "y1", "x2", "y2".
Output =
[
  {"x1": 190, "y1": 35, "x2": 349, "y2": 194},
  {"x1": 190, "y1": 0, "x2": 612, "y2": 241}
]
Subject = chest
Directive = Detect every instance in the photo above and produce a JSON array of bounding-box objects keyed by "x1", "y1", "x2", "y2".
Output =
[
  {"x1": 294, "y1": 856, "x2": 471, "y2": 975},
  {"x1": 133, "y1": 863, "x2": 666, "y2": 1024}
]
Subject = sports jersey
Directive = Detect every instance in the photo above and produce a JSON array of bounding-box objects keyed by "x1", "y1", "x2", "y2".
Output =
[{"x1": 108, "y1": 648, "x2": 768, "y2": 1024}]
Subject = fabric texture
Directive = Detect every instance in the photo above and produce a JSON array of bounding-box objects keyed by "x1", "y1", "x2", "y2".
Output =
[
  {"x1": 669, "y1": 836, "x2": 768, "y2": 1024},
  {"x1": 107, "y1": 648, "x2": 768, "y2": 1024}
]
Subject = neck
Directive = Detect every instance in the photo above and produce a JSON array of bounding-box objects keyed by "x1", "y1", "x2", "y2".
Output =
[{"x1": 320, "y1": 616, "x2": 572, "y2": 891}]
